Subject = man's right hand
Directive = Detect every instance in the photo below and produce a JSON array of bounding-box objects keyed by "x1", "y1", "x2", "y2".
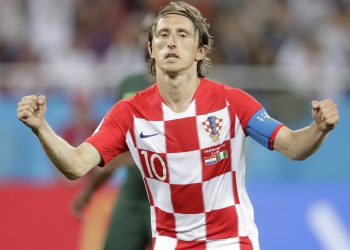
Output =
[{"x1": 17, "y1": 95, "x2": 46, "y2": 132}]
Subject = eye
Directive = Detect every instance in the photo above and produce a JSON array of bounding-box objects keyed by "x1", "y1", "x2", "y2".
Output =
[
  {"x1": 179, "y1": 33, "x2": 187, "y2": 38},
  {"x1": 159, "y1": 32, "x2": 168, "y2": 38}
]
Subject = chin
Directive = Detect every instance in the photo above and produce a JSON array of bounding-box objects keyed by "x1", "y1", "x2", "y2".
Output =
[
  {"x1": 158, "y1": 63, "x2": 193, "y2": 76},
  {"x1": 163, "y1": 66, "x2": 182, "y2": 75}
]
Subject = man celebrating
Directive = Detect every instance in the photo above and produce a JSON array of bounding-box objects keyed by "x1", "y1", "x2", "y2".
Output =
[{"x1": 17, "y1": 2, "x2": 339, "y2": 250}]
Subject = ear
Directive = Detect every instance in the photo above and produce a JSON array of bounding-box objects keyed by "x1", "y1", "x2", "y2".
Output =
[
  {"x1": 195, "y1": 45, "x2": 208, "y2": 61},
  {"x1": 148, "y1": 42, "x2": 154, "y2": 59}
]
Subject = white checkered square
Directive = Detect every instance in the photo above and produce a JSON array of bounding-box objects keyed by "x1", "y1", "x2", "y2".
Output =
[
  {"x1": 236, "y1": 204, "x2": 252, "y2": 238},
  {"x1": 146, "y1": 178, "x2": 174, "y2": 213},
  {"x1": 197, "y1": 106, "x2": 231, "y2": 149},
  {"x1": 125, "y1": 130, "x2": 145, "y2": 176},
  {"x1": 162, "y1": 101, "x2": 196, "y2": 121},
  {"x1": 149, "y1": 206, "x2": 158, "y2": 237},
  {"x1": 202, "y1": 172, "x2": 235, "y2": 212},
  {"x1": 206, "y1": 237, "x2": 241, "y2": 250},
  {"x1": 154, "y1": 236, "x2": 177, "y2": 250},
  {"x1": 167, "y1": 150, "x2": 202, "y2": 184},
  {"x1": 134, "y1": 117, "x2": 165, "y2": 153},
  {"x1": 230, "y1": 116, "x2": 245, "y2": 171},
  {"x1": 174, "y1": 213, "x2": 206, "y2": 241}
]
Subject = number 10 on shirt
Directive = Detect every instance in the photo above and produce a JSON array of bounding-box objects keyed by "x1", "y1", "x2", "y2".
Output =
[{"x1": 140, "y1": 150, "x2": 167, "y2": 182}]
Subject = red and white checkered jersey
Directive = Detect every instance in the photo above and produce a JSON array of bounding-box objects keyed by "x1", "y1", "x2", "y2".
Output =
[{"x1": 87, "y1": 78, "x2": 280, "y2": 250}]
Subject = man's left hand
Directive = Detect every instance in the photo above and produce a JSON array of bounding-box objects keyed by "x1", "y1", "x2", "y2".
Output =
[{"x1": 311, "y1": 99, "x2": 339, "y2": 133}]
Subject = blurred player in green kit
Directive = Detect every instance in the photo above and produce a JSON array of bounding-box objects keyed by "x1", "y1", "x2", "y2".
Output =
[{"x1": 72, "y1": 14, "x2": 155, "y2": 250}]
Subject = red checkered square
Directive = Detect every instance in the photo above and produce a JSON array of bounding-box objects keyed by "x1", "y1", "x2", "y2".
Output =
[
  {"x1": 155, "y1": 207, "x2": 177, "y2": 238},
  {"x1": 195, "y1": 79, "x2": 227, "y2": 115},
  {"x1": 240, "y1": 236, "x2": 254, "y2": 250},
  {"x1": 206, "y1": 206, "x2": 239, "y2": 240},
  {"x1": 176, "y1": 240, "x2": 206, "y2": 249},
  {"x1": 201, "y1": 141, "x2": 232, "y2": 181},
  {"x1": 165, "y1": 117, "x2": 199, "y2": 153},
  {"x1": 170, "y1": 183, "x2": 204, "y2": 214},
  {"x1": 133, "y1": 84, "x2": 164, "y2": 121}
]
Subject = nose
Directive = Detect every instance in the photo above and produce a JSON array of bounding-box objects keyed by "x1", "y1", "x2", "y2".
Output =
[{"x1": 167, "y1": 33, "x2": 177, "y2": 49}]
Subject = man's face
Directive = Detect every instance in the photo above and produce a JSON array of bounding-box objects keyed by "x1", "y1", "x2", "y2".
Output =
[{"x1": 150, "y1": 14, "x2": 205, "y2": 76}]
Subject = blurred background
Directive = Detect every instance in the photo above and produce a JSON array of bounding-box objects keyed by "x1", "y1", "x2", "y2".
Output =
[{"x1": 0, "y1": 0, "x2": 349, "y2": 249}]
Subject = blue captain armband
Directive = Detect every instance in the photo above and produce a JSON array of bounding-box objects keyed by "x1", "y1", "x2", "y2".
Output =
[{"x1": 246, "y1": 108, "x2": 284, "y2": 150}]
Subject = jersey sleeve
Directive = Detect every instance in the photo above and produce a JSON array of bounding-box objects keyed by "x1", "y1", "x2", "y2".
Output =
[
  {"x1": 246, "y1": 108, "x2": 284, "y2": 150},
  {"x1": 224, "y1": 87, "x2": 263, "y2": 133},
  {"x1": 224, "y1": 87, "x2": 284, "y2": 149},
  {"x1": 85, "y1": 100, "x2": 131, "y2": 167}
]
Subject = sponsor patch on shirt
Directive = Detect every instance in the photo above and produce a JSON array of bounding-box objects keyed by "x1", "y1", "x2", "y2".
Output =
[{"x1": 203, "y1": 143, "x2": 229, "y2": 166}]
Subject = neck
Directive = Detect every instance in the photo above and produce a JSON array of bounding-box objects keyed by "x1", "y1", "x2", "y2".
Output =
[{"x1": 157, "y1": 69, "x2": 200, "y2": 113}]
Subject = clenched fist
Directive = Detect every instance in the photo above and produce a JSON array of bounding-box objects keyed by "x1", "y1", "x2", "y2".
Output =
[
  {"x1": 311, "y1": 99, "x2": 339, "y2": 133},
  {"x1": 17, "y1": 95, "x2": 46, "y2": 131}
]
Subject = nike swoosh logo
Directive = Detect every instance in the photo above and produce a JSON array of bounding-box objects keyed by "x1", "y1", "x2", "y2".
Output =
[{"x1": 140, "y1": 132, "x2": 159, "y2": 139}]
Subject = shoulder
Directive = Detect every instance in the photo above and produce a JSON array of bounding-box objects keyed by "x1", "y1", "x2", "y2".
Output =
[
  {"x1": 202, "y1": 78, "x2": 250, "y2": 99},
  {"x1": 203, "y1": 78, "x2": 261, "y2": 116}
]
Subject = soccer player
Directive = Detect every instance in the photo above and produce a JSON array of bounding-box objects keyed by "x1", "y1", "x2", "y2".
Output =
[{"x1": 17, "y1": 2, "x2": 339, "y2": 250}]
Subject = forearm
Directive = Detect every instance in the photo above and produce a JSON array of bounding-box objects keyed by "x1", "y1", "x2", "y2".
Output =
[
  {"x1": 33, "y1": 120, "x2": 96, "y2": 179},
  {"x1": 291, "y1": 123, "x2": 328, "y2": 160},
  {"x1": 275, "y1": 123, "x2": 328, "y2": 160}
]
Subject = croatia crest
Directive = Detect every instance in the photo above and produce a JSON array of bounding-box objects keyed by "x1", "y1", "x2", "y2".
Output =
[{"x1": 202, "y1": 116, "x2": 223, "y2": 142}]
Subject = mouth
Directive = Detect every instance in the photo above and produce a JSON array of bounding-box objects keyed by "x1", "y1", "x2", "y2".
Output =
[{"x1": 165, "y1": 53, "x2": 179, "y2": 59}]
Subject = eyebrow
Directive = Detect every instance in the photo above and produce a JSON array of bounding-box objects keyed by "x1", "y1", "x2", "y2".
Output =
[{"x1": 156, "y1": 27, "x2": 193, "y2": 35}]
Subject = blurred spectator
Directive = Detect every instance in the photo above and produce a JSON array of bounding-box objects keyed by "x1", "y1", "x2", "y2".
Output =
[
  {"x1": 275, "y1": 3, "x2": 350, "y2": 99},
  {"x1": 27, "y1": 0, "x2": 75, "y2": 61},
  {"x1": 0, "y1": 0, "x2": 27, "y2": 47},
  {"x1": 0, "y1": 0, "x2": 349, "y2": 94},
  {"x1": 0, "y1": 0, "x2": 349, "y2": 67}
]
